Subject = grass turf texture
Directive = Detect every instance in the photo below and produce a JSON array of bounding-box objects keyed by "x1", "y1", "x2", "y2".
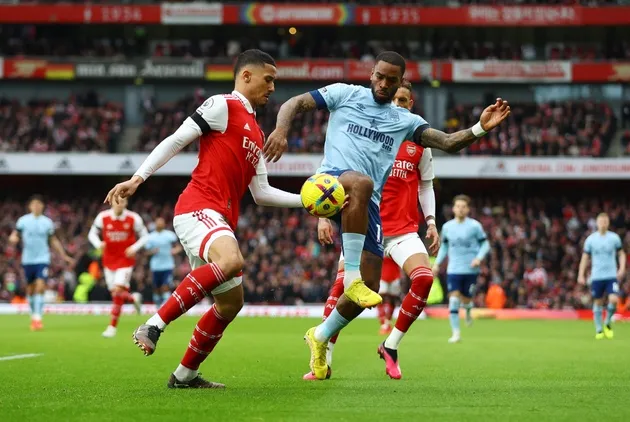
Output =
[{"x1": 1, "y1": 316, "x2": 629, "y2": 422}]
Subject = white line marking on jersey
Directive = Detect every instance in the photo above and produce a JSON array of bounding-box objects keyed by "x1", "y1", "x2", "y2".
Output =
[{"x1": 0, "y1": 353, "x2": 43, "y2": 362}]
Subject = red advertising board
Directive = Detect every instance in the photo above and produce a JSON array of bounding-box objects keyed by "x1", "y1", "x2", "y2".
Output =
[
  {"x1": 354, "y1": 5, "x2": 630, "y2": 26},
  {"x1": 452, "y1": 61, "x2": 572, "y2": 83},
  {"x1": 242, "y1": 4, "x2": 351, "y2": 25},
  {"x1": 0, "y1": 5, "x2": 161, "y2": 24},
  {"x1": 572, "y1": 63, "x2": 630, "y2": 82}
]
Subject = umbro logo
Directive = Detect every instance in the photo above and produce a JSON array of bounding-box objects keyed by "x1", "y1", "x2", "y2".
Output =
[
  {"x1": 356, "y1": 104, "x2": 365, "y2": 110},
  {"x1": 244, "y1": 123, "x2": 251, "y2": 131}
]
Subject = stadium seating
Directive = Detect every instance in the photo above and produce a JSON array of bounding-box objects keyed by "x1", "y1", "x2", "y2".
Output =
[
  {"x1": 0, "y1": 94, "x2": 124, "y2": 152},
  {"x1": 1, "y1": 195, "x2": 628, "y2": 308}
]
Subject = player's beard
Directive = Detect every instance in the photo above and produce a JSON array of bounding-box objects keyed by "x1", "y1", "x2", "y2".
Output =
[{"x1": 371, "y1": 85, "x2": 396, "y2": 105}]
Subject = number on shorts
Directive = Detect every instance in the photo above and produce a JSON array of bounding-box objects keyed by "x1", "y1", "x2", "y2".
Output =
[{"x1": 613, "y1": 282, "x2": 619, "y2": 293}]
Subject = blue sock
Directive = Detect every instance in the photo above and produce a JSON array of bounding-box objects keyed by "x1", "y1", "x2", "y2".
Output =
[
  {"x1": 27, "y1": 295, "x2": 35, "y2": 315},
  {"x1": 463, "y1": 302, "x2": 473, "y2": 317},
  {"x1": 314, "y1": 308, "x2": 350, "y2": 342},
  {"x1": 341, "y1": 233, "x2": 365, "y2": 286},
  {"x1": 162, "y1": 292, "x2": 171, "y2": 306},
  {"x1": 593, "y1": 304, "x2": 604, "y2": 333},
  {"x1": 153, "y1": 293, "x2": 162, "y2": 308},
  {"x1": 34, "y1": 294, "x2": 44, "y2": 319},
  {"x1": 449, "y1": 296, "x2": 461, "y2": 335},
  {"x1": 605, "y1": 304, "x2": 616, "y2": 326}
]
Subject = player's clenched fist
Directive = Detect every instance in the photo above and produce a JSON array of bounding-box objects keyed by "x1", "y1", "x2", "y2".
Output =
[
  {"x1": 479, "y1": 98, "x2": 511, "y2": 132},
  {"x1": 263, "y1": 128, "x2": 288, "y2": 163},
  {"x1": 105, "y1": 175, "x2": 144, "y2": 205}
]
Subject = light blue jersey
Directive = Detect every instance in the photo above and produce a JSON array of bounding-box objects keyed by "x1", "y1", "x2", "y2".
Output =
[
  {"x1": 145, "y1": 229, "x2": 179, "y2": 272},
  {"x1": 311, "y1": 83, "x2": 429, "y2": 204},
  {"x1": 584, "y1": 231, "x2": 622, "y2": 282},
  {"x1": 436, "y1": 217, "x2": 489, "y2": 275},
  {"x1": 16, "y1": 213, "x2": 55, "y2": 265}
]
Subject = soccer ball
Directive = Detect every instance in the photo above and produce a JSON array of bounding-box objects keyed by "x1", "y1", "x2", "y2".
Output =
[{"x1": 300, "y1": 174, "x2": 346, "y2": 218}]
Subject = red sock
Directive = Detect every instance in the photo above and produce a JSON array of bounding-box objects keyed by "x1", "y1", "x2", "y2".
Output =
[
  {"x1": 158, "y1": 263, "x2": 226, "y2": 325},
  {"x1": 110, "y1": 293, "x2": 125, "y2": 328},
  {"x1": 395, "y1": 267, "x2": 433, "y2": 333},
  {"x1": 118, "y1": 290, "x2": 134, "y2": 303},
  {"x1": 377, "y1": 303, "x2": 387, "y2": 326},
  {"x1": 384, "y1": 301, "x2": 395, "y2": 322},
  {"x1": 180, "y1": 305, "x2": 232, "y2": 370},
  {"x1": 323, "y1": 270, "x2": 344, "y2": 344}
]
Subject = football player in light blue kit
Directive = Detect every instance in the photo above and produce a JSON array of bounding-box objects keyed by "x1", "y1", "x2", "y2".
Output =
[
  {"x1": 9, "y1": 195, "x2": 74, "y2": 330},
  {"x1": 145, "y1": 217, "x2": 182, "y2": 307},
  {"x1": 578, "y1": 213, "x2": 626, "y2": 340},
  {"x1": 264, "y1": 51, "x2": 511, "y2": 380},
  {"x1": 433, "y1": 195, "x2": 490, "y2": 343}
]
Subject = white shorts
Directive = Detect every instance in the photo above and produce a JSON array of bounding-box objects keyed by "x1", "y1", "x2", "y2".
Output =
[
  {"x1": 173, "y1": 209, "x2": 242, "y2": 295},
  {"x1": 383, "y1": 233, "x2": 428, "y2": 268},
  {"x1": 379, "y1": 279, "x2": 401, "y2": 296},
  {"x1": 104, "y1": 267, "x2": 133, "y2": 291}
]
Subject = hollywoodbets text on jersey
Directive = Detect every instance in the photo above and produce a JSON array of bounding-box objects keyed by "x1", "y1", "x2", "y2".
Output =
[{"x1": 346, "y1": 123, "x2": 395, "y2": 152}]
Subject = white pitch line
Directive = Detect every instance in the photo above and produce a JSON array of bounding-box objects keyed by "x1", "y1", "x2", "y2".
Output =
[{"x1": 0, "y1": 353, "x2": 43, "y2": 362}]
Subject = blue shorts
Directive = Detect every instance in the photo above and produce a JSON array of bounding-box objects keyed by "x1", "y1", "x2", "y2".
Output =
[
  {"x1": 23, "y1": 264, "x2": 49, "y2": 284},
  {"x1": 447, "y1": 273, "x2": 477, "y2": 298},
  {"x1": 152, "y1": 270, "x2": 173, "y2": 289},
  {"x1": 591, "y1": 278, "x2": 619, "y2": 299},
  {"x1": 322, "y1": 169, "x2": 384, "y2": 258}
]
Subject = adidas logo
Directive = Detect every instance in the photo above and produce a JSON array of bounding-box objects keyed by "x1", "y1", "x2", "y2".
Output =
[
  {"x1": 244, "y1": 123, "x2": 250, "y2": 131},
  {"x1": 119, "y1": 158, "x2": 134, "y2": 171},
  {"x1": 55, "y1": 158, "x2": 72, "y2": 171}
]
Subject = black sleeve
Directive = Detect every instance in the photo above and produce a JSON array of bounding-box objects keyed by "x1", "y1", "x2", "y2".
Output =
[{"x1": 411, "y1": 124, "x2": 431, "y2": 146}]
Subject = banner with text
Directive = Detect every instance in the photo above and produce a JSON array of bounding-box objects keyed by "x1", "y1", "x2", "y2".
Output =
[
  {"x1": 241, "y1": 3, "x2": 353, "y2": 25},
  {"x1": 1, "y1": 154, "x2": 630, "y2": 180},
  {"x1": 452, "y1": 61, "x2": 572, "y2": 83},
  {"x1": 161, "y1": 2, "x2": 222, "y2": 25}
]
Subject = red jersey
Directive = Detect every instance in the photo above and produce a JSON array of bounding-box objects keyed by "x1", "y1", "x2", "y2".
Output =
[
  {"x1": 380, "y1": 141, "x2": 434, "y2": 237},
  {"x1": 174, "y1": 91, "x2": 266, "y2": 229},
  {"x1": 91, "y1": 209, "x2": 148, "y2": 270}
]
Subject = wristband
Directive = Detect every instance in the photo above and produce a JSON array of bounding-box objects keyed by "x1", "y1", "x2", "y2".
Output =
[
  {"x1": 426, "y1": 217, "x2": 436, "y2": 226},
  {"x1": 472, "y1": 121, "x2": 487, "y2": 137}
]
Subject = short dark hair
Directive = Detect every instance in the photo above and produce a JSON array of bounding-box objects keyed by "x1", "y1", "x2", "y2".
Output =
[
  {"x1": 234, "y1": 49, "x2": 276, "y2": 77},
  {"x1": 400, "y1": 79, "x2": 413, "y2": 92},
  {"x1": 375, "y1": 51, "x2": 406, "y2": 77},
  {"x1": 29, "y1": 194, "x2": 44, "y2": 204},
  {"x1": 453, "y1": 194, "x2": 471, "y2": 206}
]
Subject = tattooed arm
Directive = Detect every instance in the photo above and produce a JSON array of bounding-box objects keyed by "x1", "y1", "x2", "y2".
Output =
[
  {"x1": 413, "y1": 97, "x2": 511, "y2": 154},
  {"x1": 263, "y1": 93, "x2": 317, "y2": 162},
  {"x1": 413, "y1": 127, "x2": 478, "y2": 154}
]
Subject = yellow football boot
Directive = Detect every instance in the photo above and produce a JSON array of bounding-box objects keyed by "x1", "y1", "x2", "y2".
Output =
[
  {"x1": 304, "y1": 327, "x2": 328, "y2": 380},
  {"x1": 603, "y1": 325, "x2": 614, "y2": 339},
  {"x1": 344, "y1": 279, "x2": 382, "y2": 309},
  {"x1": 595, "y1": 332, "x2": 605, "y2": 340}
]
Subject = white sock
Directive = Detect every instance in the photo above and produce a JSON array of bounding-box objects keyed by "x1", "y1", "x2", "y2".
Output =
[
  {"x1": 343, "y1": 269, "x2": 361, "y2": 289},
  {"x1": 173, "y1": 364, "x2": 197, "y2": 382},
  {"x1": 452, "y1": 329, "x2": 461, "y2": 337},
  {"x1": 326, "y1": 342, "x2": 335, "y2": 367},
  {"x1": 32, "y1": 314, "x2": 42, "y2": 322},
  {"x1": 146, "y1": 313, "x2": 166, "y2": 330},
  {"x1": 384, "y1": 327, "x2": 405, "y2": 350}
]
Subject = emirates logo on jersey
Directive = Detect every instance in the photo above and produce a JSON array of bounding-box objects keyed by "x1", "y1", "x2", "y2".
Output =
[
  {"x1": 406, "y1": 144, "x2": 417, "y2": 156},
  {"x1": 389, "y1": 159, "x2": 415, "y2": 179},
  {"x1": 242, "y1": 136, "x2": 261, "y2": 168}
]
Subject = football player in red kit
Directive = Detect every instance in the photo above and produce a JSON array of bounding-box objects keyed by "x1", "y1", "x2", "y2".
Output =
[
  {"x1": 88, "y1": 197, "x2": 148, "y2": 338},
  {"x1": 305, "y1": 81, "x2": 440, "y2": 380},
  {"x1": 105, "y1": 50, "x2": 303, "y2": 389}
]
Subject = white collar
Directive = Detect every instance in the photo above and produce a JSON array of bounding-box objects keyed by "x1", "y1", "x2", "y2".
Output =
[
  {"x1": 232, "y1": 90, "x2": 254, "y2": 114},
  {"x1": 109, "y1": 209, "x2": 128, "y2": 220}
]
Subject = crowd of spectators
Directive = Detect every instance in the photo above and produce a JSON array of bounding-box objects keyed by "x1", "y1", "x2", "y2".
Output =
[
  {"x1": 445, "y1": 100, "x2": 617, "y2": 156},
  {"x1": 1, "y1": 192, "x2": 629, "y2": 310},
  {"x1": 4, "y1": 25, "x2": 630, "y2": 62},
  {"x1": 139, "y1": 94, "x2": 617, "y2": 157},
  {"x1": 0, "y1": 92, "x2": 123, "y2": 153}
]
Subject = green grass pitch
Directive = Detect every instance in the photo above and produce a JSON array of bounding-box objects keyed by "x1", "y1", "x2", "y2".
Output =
[{"x1": 1, "y1": 315, "x2": 629, "y2": 422}]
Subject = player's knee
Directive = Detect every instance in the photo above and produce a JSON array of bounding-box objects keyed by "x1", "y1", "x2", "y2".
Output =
[
  {"x1": 340, "y1": 172, "x2": 373, "y2": 200},
  {"x1": 215, "y1": 254, "x2": 244, "y2": 280}
]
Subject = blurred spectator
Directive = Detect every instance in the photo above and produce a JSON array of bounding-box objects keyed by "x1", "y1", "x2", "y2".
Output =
[{"x1": 0, "y1": 93, "x2": 123, "y2": 152}]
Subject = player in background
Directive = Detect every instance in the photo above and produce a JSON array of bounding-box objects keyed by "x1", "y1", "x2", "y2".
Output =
[
  {"x1": 106, "y1": 50, "x2": 304, "y2": 389},
  {"x1": 578, "y1": 213, "x2": 626, "y2": 339},
  {"x1": 9, "y1": 195, "x2": 74, "y2": 330},
  {"x1": 145, "y1": 217, "x2": 182, "y2": 307},
  {"x1": 432, "y1": 195, "x2": 490, "y2": 343},
  {"x1": 264, "y1": 50, "x2": 510, "y2": 380},
  {"x1": 305, "y1": 81, "x2": 439, "y2": 380},
  {"x1": 88, "y1": 197, "x2": 148, "y2": 338}
]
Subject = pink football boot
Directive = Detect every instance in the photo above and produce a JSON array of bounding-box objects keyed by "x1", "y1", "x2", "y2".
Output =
[{"x1": 378, "y1": 342, "x2": 402, "y2": 380}]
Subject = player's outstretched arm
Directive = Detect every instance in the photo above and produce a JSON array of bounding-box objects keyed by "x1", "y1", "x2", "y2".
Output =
[
  {"x1": 248, "y1": 166, "x2": 303, "y2": 208},
  {"x1": 264, "y1": 93, "x2": 317, "y2": 162},
  {"x1": 414, "y1": 98, "x2": 510, "y2": 154}
]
